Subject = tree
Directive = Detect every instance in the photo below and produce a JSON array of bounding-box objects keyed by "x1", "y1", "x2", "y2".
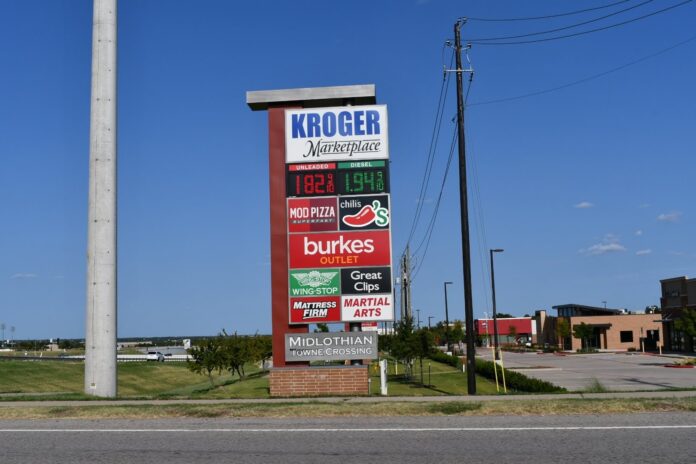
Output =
[
  {"x1": 674, "y1": 308, "x2": 696, "y2": 352},
  {"x1": 187, "y1": 337, "x2": 224, "y2": 385},
  {"x1": 496, "y1": 313, "x2": 514, "y2": 319},
  {"x1": 573, "y1": 323, "x2": 595, "y2": 351},
  {"x1": 557, "y1": 318, "x2": 570, "y2": 349},
  {"x1": 508, "y1": 324, "x2": 518, "y2": 343},
  {"x1": 390, "y1": 316, "x2": 418, "y2": 379},
  {"x1": 415, "y1": 328, "x2": 435, "y2": 385},
  {"x1": 645, "y1": 305, "x2": 660, "y2": 314},
  {"x1": 314, "y1": 323, "x2": 329, "y2": 333},
  {"x1": 221, "y1": 330, "x2": 252, "y2": 379}
]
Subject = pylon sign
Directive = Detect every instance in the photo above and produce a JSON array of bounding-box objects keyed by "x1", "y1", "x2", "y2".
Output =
[{"x1": 285, "y1": 105, "x2": 393, "y2": 325}]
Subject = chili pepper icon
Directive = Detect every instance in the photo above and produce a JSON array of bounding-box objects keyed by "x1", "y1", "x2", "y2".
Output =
[{"x1": 342, "y1": 200, "x2": 389, "y2": 228}]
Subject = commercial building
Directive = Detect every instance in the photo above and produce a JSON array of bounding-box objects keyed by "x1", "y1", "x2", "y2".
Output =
[
  {"x1": 660, "y1": 276, "x2": 696, "y2": 352},
  {"x1": 475, "y1": 317, "x2": 536, "y2": 346},
  {"x1": 534, "y1": 305, "x2": 662, "y2": 352}
]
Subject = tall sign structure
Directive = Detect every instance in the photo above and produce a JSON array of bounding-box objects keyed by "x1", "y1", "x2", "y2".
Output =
[
  {"x1": 248, "y1": 85, "x2": 393, "y2": 396},
  {"x1": 85, "y1": 0, "x2": 118, "y2": 397}
]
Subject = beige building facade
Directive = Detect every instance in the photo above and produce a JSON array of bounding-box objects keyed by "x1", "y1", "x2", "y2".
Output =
[{"x1": 564, "y1": 314, "x2": 662, "y2": 352}]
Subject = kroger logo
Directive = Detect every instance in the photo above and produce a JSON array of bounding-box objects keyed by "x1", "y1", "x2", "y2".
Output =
[{"x1": 290, "y1": 110, "x2": 381, "y2": 139}]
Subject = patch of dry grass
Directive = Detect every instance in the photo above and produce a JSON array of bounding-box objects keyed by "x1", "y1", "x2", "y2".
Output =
[{"x1": 0, "y1": 397, "x2": 693, "y2": 420}]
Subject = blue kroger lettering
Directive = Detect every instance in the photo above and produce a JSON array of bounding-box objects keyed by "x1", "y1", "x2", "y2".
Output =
[{"x1": 291, "y1": 110, "x2": 381, "y2": 139}]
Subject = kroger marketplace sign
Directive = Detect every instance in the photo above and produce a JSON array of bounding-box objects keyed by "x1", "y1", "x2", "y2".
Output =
[{"x1": 285, "y1": 105, "x2": 389, "y2": 163}]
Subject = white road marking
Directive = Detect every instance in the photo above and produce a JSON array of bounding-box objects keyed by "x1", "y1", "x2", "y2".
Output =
[{"x1": 0, "y1": 425, "x2": 694, "y2": 433}]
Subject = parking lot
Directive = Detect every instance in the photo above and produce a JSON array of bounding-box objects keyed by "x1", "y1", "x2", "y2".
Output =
[{"x1": 477, "y1": 350, "x2": 696, "y2": 391}]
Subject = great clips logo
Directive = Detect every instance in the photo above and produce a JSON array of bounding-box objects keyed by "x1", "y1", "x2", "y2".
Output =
[{"x1": 289, "y1": 231, "x2": 391, "y2": 269}]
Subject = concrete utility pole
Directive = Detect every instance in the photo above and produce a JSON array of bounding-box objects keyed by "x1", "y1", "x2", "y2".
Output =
[{"x1": 85, "y1": 0, "x2": 118, "y2": 398}]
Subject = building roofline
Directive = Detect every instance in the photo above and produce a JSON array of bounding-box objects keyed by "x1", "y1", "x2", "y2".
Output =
[{"x1": 246, "y1": 84, "x2": 376, "y2": 111}]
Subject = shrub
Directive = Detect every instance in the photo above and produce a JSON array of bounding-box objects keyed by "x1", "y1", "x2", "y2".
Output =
[{"x1": 428, "y1": 351, "x2": 566, "y2": 393}]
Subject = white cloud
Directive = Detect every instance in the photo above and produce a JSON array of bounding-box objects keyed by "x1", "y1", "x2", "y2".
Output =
[
  {"x1": 635, "y1": 230, "x2": 643, "y2": 236},
  {"x1": 574, "y1": 201, "x2": 594, "y2": 209},
  {"x1": 657, "y1": 211, "x2": 682, "y2": 222},
  {"x1": 635, "y1": 249, "x2": 652, "y2": 256},
  {"x1": 10, "y1": 273, "x2": 37, "y2": 279},
  {"x1": 580, "y1": 234, "x2": 627, "y2": 255}
]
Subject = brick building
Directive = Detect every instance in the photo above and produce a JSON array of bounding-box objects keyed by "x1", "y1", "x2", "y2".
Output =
[
  {"x1": 660, "y1": 276, "x2": 696, "y2": 352},
  {"x1": 534, "y1": 304, "x2": 663, "y2": 352}
]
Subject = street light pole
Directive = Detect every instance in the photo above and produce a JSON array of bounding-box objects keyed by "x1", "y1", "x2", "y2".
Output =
[
  {"x1": 490, "y1": 249, "x2": 504, "y2": 360},
  {"x1": 444, "y1": 281, "x2": 453, "y2": 353},
  {"x1": 428, "y1": 316, "x2": 434, "y2": 329},
  {"x1": 416, "y1": 309, "x2": 421, "y2": 329}
]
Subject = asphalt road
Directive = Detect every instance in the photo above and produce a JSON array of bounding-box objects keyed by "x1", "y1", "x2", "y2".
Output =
[
  {"x1": 1, "y1": 413, "x2": 694, "y2": 464},
  {"x1": 478, "y1": 351, "x2": 696, "y2": 391}
]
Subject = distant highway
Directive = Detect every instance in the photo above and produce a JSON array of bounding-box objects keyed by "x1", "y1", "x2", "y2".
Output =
[{"x1": 1, "y1": 413, "x2": 694, "y2": 463}]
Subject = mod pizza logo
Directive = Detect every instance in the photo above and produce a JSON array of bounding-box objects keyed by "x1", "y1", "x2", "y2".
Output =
[
  {"x1": 289, "y1": 296, "x2": 341, "y2": 324},
  {"x1": 289, "y1": 230, "x2": 391, "y2": 269},
  {"x1": 341, "y1": 294, "x2": 394, "y2": 322},
  {"x1": 339, "y1": 195, "x2": 390, "y2": 231},
  {"x1": 287, "y1": 197, "x2": 338, "y2": 233}
]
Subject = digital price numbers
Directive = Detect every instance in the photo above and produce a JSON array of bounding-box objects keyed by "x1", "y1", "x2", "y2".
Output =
[{"x1": 287, "y1": 160, "x2": 389, "y2": 197}]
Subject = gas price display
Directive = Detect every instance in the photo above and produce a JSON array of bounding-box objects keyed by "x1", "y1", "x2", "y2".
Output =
[
  {"x1": 337, "y1": 160, "x2": 388, "y2": 195},
  {"x1": 286, "y1": 160, "x2": 389, "y2": 197},
  {"x1": 286, "y1": 163, "x2": 336, "y2": 197}
]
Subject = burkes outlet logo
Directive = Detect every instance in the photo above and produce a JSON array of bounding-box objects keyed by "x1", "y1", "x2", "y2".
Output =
[{"x1": 288, "y1": 231, "x2": 391, "y2": 269}]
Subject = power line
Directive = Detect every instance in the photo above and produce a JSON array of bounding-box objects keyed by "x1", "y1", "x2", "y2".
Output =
[
  {"x1": 467, "y1": 33, "x2": 696, "y2": 107},
  {"x1": 405, "y1": 49, "x2": 453, "y2": 249},
  {"x1": 468, "y1": 0, "x2": 635, "y2": 22},
  {"x1": 468, "y1": 0, "x2": 655, "y2": 42},
  {"x1": 411, "y1": 73, "x2": 474, "y2": 280},
  {"x1": 411, "y1": 127, "x2": 458, "y2": 281},
  {"x1": 470, "y1": 0, "x2": 694, "y2": 46}
]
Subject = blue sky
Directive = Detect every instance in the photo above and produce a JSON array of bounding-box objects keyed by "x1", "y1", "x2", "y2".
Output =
[{"x1": 1, "y1": 0, "x2": 694, "y2": 339}]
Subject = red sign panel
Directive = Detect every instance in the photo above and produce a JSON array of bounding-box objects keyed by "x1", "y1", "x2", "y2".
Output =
[
  {"x1": 289, "y1": 230, "x2": 391, "y2": 269},
  {"x1": 287, "y1": 197, "x2": 338, "y2": 233},
  {"x1": 289, "y1": 296, "x2": 341, "y2": 324}
]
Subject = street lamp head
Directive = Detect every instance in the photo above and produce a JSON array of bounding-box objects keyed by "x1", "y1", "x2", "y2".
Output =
[
  {"x1": 491, "y1": 248, "x2": 504, "y2": 253},
  {"x1": 444, "y1": 281, "x2": 453, "y2": 285}
]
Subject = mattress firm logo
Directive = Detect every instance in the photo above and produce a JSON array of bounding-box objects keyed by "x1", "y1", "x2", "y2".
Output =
[
  {"x1": 289, "y1": 269, "x2": 340, "y2": 296},
  {"x1": 285, "y1": 106, "x2": 389, "y2": 163},
  {"x1": 289, "y1": 296, "x2": 341, "y2": 324}
]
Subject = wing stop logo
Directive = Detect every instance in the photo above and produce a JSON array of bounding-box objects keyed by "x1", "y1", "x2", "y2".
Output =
[{"x1": 289, "y1": 269, "x2": 340, "y2": 296}]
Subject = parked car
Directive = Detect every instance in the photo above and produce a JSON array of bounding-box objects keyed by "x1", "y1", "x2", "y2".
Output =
[{"x1": 146, "y1": 351, "x2": 165, "y2": 362}]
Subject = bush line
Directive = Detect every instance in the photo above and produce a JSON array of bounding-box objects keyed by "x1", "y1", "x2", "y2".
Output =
[{"x1": 428, "y1": 351, "x2": 566, "y2": 394}]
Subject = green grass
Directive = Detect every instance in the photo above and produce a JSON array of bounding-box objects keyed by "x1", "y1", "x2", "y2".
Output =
[
  {"x1": 2, "y1": 357, "x2": 505, "y2": 400},
  {"x1": 369, "y1": 359, "x2": 502, "y2": 396},
  {"x1": 0, "y1": 360, "x2": 255, "y2": 398},
  {"x1": 1, "y1": 397, "x2": 695, "y2": 420}
]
